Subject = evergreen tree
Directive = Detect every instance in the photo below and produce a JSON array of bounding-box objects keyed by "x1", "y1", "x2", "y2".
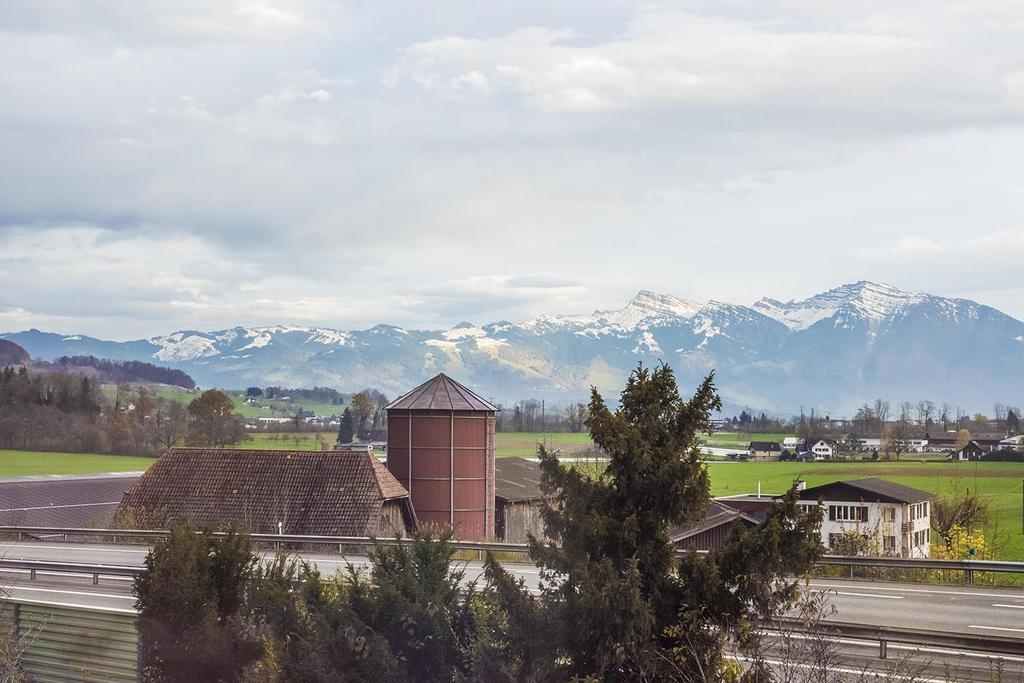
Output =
[
  {"x1": 135, "y1": 524, "x2": 263, "y2": 682},
  {"x1": 338, "y1": 407, "x2": 355, "y2": 443},
  {"x1": 484, "y1": 364, "x2": 822, "y2": 680}
]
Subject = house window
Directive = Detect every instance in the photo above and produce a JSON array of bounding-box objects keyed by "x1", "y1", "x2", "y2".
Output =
[
  {"x1": 883, "y1": 536, "x2": 896, "y2": 553},
  {"x1": 885, "y1": 508, "x2": 896, "y2": 522},
  {"x1": 828, "y1": 505, "x2": 868, "y2": 522}
]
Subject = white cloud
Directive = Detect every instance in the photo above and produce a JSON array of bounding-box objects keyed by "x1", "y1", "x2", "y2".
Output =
[{"x1": 1, "y1": 2, "x2": 1024, "y2": 336}]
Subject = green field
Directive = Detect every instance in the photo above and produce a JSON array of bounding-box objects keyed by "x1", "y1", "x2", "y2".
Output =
[
  {"x1": 236, "y1": 432, "x2": 335, "y2": 451},
  {"x1": 494, "y1": 432, "x2": 595, "y2": 458},
  {"x1": 112, "y1": 386, "x2": 346, "y2": 420},
  {"x1": 702, "y1": 432, "x2": 792, "y2": 449},
  {"x1": 0, "y1": 450, "x2": 155, "y2": 477}
]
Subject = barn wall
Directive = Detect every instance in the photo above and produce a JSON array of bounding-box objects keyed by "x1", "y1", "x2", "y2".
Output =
[
  {"x1": 499, "y1": 500, "x2": 546, "y2": 544},
  {"x1": 376, "y1": 500, "x2": 410, "y2": 536}
]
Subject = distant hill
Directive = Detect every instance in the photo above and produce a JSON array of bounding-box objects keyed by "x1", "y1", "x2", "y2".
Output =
[
  {"x1": 4, "y1": 281, "x2": 1023, "y2": 413},
  {"x1": 40, "y1": 356, "x2": 196, "y2": 389},
  {"x1": 0, "y1": 339, "x2": 29, "y2": 366}
]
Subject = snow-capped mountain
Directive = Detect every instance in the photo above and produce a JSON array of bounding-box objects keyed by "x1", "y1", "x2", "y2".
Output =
[
  {"x1": 753, "y1": 281, "x2": 928, "y2": 331},
  {"x1": 4, "y1": 282, "x2": 1023, "y2": 414}
]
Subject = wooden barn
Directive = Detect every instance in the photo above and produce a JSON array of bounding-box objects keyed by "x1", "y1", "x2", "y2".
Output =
[
  {"x1": 669, "y1": 500, "x2": 760, "y2": 551},
  {"x1": 494, "y1": 456, "x2": 548, "y2": 543},
  {"x1": 118, "y1": 447, "x2": 416, "y2": 536}
]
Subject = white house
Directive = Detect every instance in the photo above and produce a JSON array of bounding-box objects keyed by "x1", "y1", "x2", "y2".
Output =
[
  {"x1": 797, "y1": 478, "x2": 935, "y2": 558},
  {"x1": 782, "y1": 437, "x2": 805, "y2": 451},
  {"x1": 806, "y1": 438, "x2": 839, "y2": 459}
]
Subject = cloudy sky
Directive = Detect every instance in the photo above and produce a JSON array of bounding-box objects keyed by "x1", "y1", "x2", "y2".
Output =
[{"x1": 2, "y1": 1, "x2": 1023, "y2": 340}]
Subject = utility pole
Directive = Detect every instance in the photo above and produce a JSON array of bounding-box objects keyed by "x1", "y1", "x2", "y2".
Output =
[{"x1": 542, "y1": 399, "x2": 546, "y2": 448}]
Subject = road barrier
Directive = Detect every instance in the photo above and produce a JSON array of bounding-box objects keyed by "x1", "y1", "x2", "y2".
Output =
[
  {"x1": 0, "y1": 597, "x2": 137, "y2": 682},
  {"x1": 771, "y1": 617, "x2": 1024, "y2": 659},
  {"x1": 2, "y1": 525, "x2": 1023, "y2": 580}
]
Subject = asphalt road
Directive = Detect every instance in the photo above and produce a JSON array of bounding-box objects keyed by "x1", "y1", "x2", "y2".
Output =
[{"x1": 2, "y1": 540, "x2": 1024, "y2": 681}]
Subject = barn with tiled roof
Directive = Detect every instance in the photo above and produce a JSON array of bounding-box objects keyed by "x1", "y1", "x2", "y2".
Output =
[{"x1": 118, "y1": 447, "x2": 415, "y2": 536}]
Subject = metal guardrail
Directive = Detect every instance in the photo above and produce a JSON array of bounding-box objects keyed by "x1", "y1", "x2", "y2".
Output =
[
  {"x1": 0, "y1": 558, "x2": 138, "y2": 584},
  {"x1": 773, "y1": 617, "x2": 1024, "y2": 659},
  {"x1": 0, "y1": 525, "x2": 529, "y2": 557},
  {"x1": 2, "y1": 526, "x2": 1023, "y2": 578}
]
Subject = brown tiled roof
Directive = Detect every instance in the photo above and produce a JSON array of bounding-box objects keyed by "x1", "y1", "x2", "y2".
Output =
[
  {"x1": 494, "y1": 457, "x2": 545, "y2": 502},
  {"x1": 385, "y1": 373, "x2": 499, "y2": 412},
  {"x1": 118, "y1": 448, "x2": 410, "y2": 535}
]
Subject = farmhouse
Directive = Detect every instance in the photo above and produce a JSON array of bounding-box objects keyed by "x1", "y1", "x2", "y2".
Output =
[
  {"x1": 782, "y1": 437, "x2": 804, "y2": 451},
  {"x1": 747, "y1": 441, "x2": 782, "y2": 461},
  {"x1": 805, "y1": 438, "x2": 838, "y2": 459},
  {"x1": 798, "y1": 478, "x2": 935, "y2": 558},
  {"x1": 119, "y1": 448, "x2": 415, "y2": 536},
  {"x1": 926, "y1": 431, "x2": 1006, "y2": 452},
  {"x1": 950, "y1": 440, "x2": 985, "y2": 461}
]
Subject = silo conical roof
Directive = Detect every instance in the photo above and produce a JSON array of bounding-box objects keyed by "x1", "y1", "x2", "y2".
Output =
[{"x1": 385, "y1": 373, "x2": 499, "y2": 412}]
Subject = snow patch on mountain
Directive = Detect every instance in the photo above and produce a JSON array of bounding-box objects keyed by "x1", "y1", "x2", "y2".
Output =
[
  {"x1": 753, "y1": 281, "x2": 926, "y2": 331},
  {"x1": 632, "y1": 330, "x2": 662, "y2": 354},
  {"x1": 151, "y1": 333, "x2": 222, "y2": 361},
  {"x1": 442, "y1": 324, "x2": 487, "y2": 340},
  {"x1": 522, "y1": 290, "x2": 702, "y2": 334},
  {"x1": 238, "y1": 333, "x2": 272, "y2": 351},
  {"x1": 304, "y1": 329, "x2": 350, "y2": 346}
]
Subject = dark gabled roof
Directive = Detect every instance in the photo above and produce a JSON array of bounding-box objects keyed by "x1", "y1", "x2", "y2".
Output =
[
  {"x1": 668, "y1": 500, "x2": 760, "y2": 543},
  {"x1": 494, "y1": 457, "x2": 545, "y2": 502},
  {"x1": 0, "y1": 473, "x2": 141, "y2": 528},
  {"x1": 799, "y1": 477, "x2": 934, "y2": 504},
  {"x1": 119, "y1": 448, "x2": 410, "y2": 535},
  {"x1": 385, "y1": 373, "x2": 499, "y2": 412},
  {"x1": 748, "y1": 441, "x2": 781, "y2": 451}
]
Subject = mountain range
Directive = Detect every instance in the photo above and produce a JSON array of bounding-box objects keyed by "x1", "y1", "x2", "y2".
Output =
[{"x1": 4, "y1": 281, "x2": 1023, "y2": 414}]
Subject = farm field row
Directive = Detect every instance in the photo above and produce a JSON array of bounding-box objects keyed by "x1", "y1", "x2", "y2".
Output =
[{"x1": 2, "y1": 448, "x2": 1019, "y2": 559}]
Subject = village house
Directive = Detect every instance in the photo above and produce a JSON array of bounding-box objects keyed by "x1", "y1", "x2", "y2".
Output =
[
  {"x1": 747, "y1": 441, "x2": 782, "y2": 461},
  {"x1": 805, "y1": 438, "x2": 839, "y2": 460},
  {"x1": 949, "y1": 440, "x2": 986, "y2": 461},
  {"x1": 798, "y1": 478, "x2": 935, "y2": 558}
]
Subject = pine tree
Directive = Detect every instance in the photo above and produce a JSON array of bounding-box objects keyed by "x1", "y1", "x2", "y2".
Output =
[
  {"x1": 338, "y1": 407, "x2": 355, "y2": 444},
  {"x1": 484, "y1": 363, "x2": 822, "y2": 680}
]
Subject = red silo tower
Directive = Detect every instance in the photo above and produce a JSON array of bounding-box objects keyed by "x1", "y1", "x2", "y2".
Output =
[{"x1": 385, "y1": 373, "x2": 498, "y2": 540}]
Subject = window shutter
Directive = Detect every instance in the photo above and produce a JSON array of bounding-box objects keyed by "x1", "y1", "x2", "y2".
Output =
[
  {"x1": 859, "y1": 507, "x2": 868, "y2": 522},
  {"x1": 829, "y1": 506, "x2": 836, "y2": 521}
]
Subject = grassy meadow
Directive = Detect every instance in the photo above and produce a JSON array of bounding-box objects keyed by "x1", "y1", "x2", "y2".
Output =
[{"x1": 0, "y1": 450, "x2": 155, "y2": 477}]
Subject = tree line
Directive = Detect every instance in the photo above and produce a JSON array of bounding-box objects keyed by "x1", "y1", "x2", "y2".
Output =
[
  {"x1": 495, "y1": 399, "x2": 589, "y2": 433},
  {"x1": 134, "y1": 365, "x2": 822, "y2": 682},
  {"x1": 723, "y1": 399, "x2": 1020, "y2": 441},
  {"x1": 0, "y1": 366, "x2": 246, "y2": 455},
  {"x1": 45, "y1": 355, "x2": 196, "y2": 389}
]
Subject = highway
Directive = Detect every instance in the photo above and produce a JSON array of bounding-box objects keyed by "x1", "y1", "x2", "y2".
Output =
[{"x1": 3, "y1": 541, "x2": 1024, "y2": 680}]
